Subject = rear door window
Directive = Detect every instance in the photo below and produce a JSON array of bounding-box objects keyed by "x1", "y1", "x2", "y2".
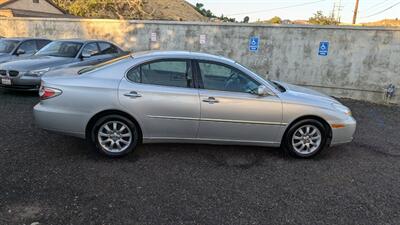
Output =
[{"x1": 127, "y1": 60, "x2": 193, "y2": 88}]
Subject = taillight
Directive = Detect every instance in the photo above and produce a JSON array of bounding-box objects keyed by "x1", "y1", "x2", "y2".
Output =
[{"x1": 39, "y1": 86, "x2": 62, "y2": 100}]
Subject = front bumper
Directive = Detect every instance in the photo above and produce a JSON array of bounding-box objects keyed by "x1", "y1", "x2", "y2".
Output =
[
  {"x1": 329, "y1": 116, "x2": 357, "y2": 146},
  {"x1": 0, "y1": 75, "x2": 41, "y2": 91}
]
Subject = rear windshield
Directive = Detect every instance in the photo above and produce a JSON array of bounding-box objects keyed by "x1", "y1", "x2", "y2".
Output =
[
  {"x1": 35, "y1": 41, "x2": 83, "y2": 58},
  {"x1": 0, "y1": 40, "x2": 20, "y2": 53},
  {"x1": 78, "y1": 55, "x2": 131, "y2": 74}
]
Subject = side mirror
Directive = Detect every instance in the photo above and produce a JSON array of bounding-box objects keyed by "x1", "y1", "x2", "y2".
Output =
[
  {"x1": 257, "y1": 85, "x2": 269, "y2": 96},
  {"x1": 16, "y1": 49, "x2": 25, "y2": 56},
  {"x1": 81, "y1": 52, "x2": 92, "y2": 58}
]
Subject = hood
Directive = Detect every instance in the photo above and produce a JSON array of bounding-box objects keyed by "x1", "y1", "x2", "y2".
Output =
[
  {"x1": 0, "y1": 56, "x2": 75, "y2": 72},
  {"x1": 0, "y1": 54, "x2": 11, "y2": 63},
  {"x1": 275, "y1": 81, "x2": 340, "y2": 105}
]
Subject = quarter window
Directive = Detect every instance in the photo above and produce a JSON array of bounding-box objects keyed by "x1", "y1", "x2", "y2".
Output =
[
  {"x1": 127, "y1": 60, "x2": 193, "y2": 88},
  {"x1": 198, "y1": 62, "x2": 260, "y2": 94},
  {"x1": 98, "y1": 42, "x2": 119, "y2": 54},
  {"x1": 36, "y1": 40, "x2": 51, "y2": 49}
]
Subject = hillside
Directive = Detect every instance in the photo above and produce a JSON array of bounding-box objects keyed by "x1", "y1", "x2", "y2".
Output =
[
  {"x1": 362, "y1": 19, "x2": 400, "y2": 27},
  {"x1": 52, "y1": 0, "x2": 207, "y2": 21}
]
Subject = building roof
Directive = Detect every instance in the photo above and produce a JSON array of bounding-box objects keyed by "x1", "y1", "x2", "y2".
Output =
[
  {"x1": 0, "y1": 0, "x2": 67, "y2": 14},
  {"x1": 0, "y1": 8, "x2": 74, "y2": 18}
]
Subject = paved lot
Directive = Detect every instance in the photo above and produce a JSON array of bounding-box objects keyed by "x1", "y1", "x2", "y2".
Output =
[{"x1": 0, "y1": 89, "x2": 399, "y2": 225}]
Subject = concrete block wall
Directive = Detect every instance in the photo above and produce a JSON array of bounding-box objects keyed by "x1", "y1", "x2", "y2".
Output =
[{"x1": 0, "y1": 17, "x2": 399, "y2": 104}]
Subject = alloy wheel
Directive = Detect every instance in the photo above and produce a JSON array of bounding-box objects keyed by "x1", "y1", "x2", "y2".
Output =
[
  {"x1": 97, "y1": 121, "x2": 133, "y2": 153},
  {"x1": 291, "y1": 125, "x2": 322, "y2": 155}
]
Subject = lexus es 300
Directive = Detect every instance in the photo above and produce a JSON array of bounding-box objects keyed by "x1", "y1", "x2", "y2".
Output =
[{"x1": 34, "y1": 51, "x2": 356, "y2": 158}]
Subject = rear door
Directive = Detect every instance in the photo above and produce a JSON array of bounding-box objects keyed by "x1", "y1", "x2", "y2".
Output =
[
  {"x1": 195, "y1": 60, "x2": 283, "y2": 144},
  {"x1": 118, "y1": 59, "x2": 200, "y2": 140}
]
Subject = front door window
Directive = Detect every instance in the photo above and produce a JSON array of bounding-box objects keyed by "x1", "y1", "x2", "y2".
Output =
[{"x1": 198, "y1": 62, "x2": 259, "y2": 94}]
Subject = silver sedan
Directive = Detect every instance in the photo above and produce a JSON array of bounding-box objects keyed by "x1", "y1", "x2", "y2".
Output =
[{"x1": 34, "y1": 51, "x2": 356, "y2": 158}]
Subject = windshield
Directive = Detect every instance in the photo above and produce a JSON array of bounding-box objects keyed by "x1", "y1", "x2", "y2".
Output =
[
  {"x1": 78, "y1": 54, "x2": 130, "y2": 74},
  {"x1": 35, "y1": 41, "x2": 83, "y2": 58},
  {"x1": 0, "y1": 40, "x2": 20, "y2": 54}
]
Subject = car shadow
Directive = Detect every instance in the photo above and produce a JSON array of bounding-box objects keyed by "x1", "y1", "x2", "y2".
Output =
[
  {"x1": 36, "y1": 125, "x2": 348, "y2": 168},
  {"x1": 45, "y1": 132, "x2": 346, "y2": 169}
]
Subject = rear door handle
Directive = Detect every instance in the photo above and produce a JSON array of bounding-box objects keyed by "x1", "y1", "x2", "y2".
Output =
[
  {"x1": 124, "y1": 91, "x2": 142, "y2": 98},
  {"x1": 202, "y1": 97, "x2": 219, "y2": 104}
]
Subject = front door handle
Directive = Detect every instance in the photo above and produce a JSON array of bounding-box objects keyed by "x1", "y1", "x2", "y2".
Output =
[
  {"x1": 202, "y1": 97, "x2": 219, "y2": 104},
  {"x1": 124, "y1": 91, "x2": 142, "y2": 98}
]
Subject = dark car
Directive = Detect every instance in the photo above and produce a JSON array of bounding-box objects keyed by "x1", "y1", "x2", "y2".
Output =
[
  {"x1": 0, "y1": 39, "x2": 128, "y2": 90},
  {"x1": 0, "y1": 37, "x2": 51, "y2": 64}
]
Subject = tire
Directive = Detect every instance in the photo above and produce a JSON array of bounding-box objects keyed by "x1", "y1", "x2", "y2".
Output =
[
  {"x1": 283, "y1": 119, "x2": 328, "y2": 158},
  {"x1": 90, "y1": 115, "x2": 139, "y2": 157}
]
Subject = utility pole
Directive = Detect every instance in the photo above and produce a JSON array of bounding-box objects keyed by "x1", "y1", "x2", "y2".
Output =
[
  {"x1": 352, "y1": 0, "x2": 360, "y2": 24},
  {"x1": 331, "y1": 0, "x2": 344, "y2": 22},
  {"x1": 331, "y1": 1, "x2": 336, "y2": 19}
]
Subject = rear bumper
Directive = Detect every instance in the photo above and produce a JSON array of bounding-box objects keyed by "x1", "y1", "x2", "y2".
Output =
[
  {"x1": 330, "y1": 116, "x2": 357, "y2": 146},
  {"x1": 33, "y1": 102, "x2": 88, "y2": 139}
]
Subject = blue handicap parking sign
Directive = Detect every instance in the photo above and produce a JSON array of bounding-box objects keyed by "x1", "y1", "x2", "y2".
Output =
[
  {"x1": 249, "y1": 37, "x2": 259, "y2": 52},
  {"x1": 318, "y1": 41, "x2": 329, "y2": 56}
]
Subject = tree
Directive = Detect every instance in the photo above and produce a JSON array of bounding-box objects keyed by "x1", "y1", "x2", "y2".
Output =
[
  {"x1": 195, "y1": 3, "x2": 204, "y2": 9},
  {"x1": 242, "y1": 16, "x2": 250, "y2": 23},
  {"x1": 194, "y1": 2, "x2": 215, "y2": 18},
  {"x1": 309, "y1": 11, "x2": 339, "y2": 25},
  {"x1": 194, "y1": 2, "x2": 236, "y2": 22},
  {"x1": 269, "y1": 16, "x2": 282, "y2": 24}
]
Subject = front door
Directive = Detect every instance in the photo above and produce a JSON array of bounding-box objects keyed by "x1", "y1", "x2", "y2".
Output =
[
  {"x1": 196, "y1": 61, "x2": 283, "y2": 144},
  {"x1": 119, "y1": 59, "x2": 200, "y2": 140}
]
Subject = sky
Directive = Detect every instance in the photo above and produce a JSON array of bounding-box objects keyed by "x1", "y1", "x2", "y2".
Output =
[{"x1": 186, "y1": 0, "x2": 400, "y2": 23}]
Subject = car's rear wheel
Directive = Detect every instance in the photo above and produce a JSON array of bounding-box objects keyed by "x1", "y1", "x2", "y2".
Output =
[
  {"x1": 90, "y1": 115, "x2": 139, "y2": 157},
  {"x1": 283, "y1": 119, "x2": 327, "y2": 158}
]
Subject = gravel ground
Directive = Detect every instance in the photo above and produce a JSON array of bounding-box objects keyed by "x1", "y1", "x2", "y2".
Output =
[{"x1": 0, "y1": 89, "x2": 399, "y2": 225}]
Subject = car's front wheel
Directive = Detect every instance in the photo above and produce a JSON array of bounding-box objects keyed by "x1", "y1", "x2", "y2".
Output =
[
  {"x1": 283, "y1": 119, "x2": 328, "y2": 158},
  {"x1": 90, "y1": 115, "x2": 139, "y2": 157}
]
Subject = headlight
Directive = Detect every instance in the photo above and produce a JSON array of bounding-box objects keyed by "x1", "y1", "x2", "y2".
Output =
[
  {"x1": 332, "y1": 103, "x2": 352, "y2": 116},
  {"x1": 28, "y1": 68, "x2": 50, "y2": 77}
]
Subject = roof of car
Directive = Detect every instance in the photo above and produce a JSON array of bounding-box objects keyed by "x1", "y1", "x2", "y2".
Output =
[
  {"x1": 1, "y1": 37, "x2": 51, "y2": 41},
  {"x1": 131, "y1": 51, "x2": 235, "y2": 63},
  {"x1": 54, "y1": 39, "x2": 112, "y2": 44}
]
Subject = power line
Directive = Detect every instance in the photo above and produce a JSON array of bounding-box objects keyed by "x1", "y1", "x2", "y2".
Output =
[
  {"x1": 364, "y1": 0, "x2": 391, "y2": 11},
  {"x1": 361, "y1": 1, "x2": 400, "y2": 18},
  {"x1": 225, "y1": 0, "x2": 327, "y2": 16}
]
